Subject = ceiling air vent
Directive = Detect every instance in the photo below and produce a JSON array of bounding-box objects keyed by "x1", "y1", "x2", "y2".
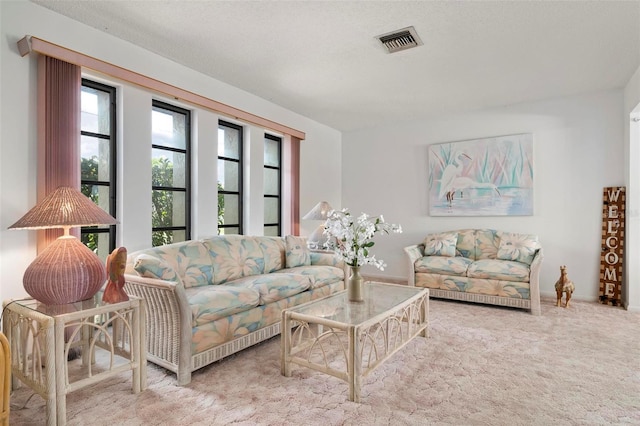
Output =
[{"x1": 377, "y1": 26, "x2": 423, "y2": 53}]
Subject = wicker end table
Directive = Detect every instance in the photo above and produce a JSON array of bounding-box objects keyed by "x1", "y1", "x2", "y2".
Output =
[{"x1": 2, "y1": 295, "x2": 146, "y2": 426}]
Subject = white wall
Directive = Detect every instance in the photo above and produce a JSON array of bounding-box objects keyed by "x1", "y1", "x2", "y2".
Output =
[
  {"x1": 0, "y1": 1, "x2": 342, "y2": 302},
  {"x1": 342, "y1": 90, "x2": 626, "y2": 301},
  {"x1": 624, "y1": 64, "x2": 640, "y2": 311}
]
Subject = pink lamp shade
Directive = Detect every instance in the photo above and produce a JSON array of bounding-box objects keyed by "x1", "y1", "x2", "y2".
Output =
[{"x1": 9, "y1": 186, "x2": 117, "y2": 305}]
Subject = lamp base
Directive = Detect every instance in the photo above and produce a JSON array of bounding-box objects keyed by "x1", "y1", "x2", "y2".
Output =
[
  {"x1": 308, "y1": 224, "x2": 328, "y2": 249},
  {"x1": 23, "y1": 236, "x2": 106, "y2": 305}
]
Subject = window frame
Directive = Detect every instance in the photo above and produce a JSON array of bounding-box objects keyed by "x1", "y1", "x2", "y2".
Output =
[
  {"x1": 80, "y1": 78, "x2": 117, "y2": 255},
  {"x1": 151, "y1": 99, "x2": 192, "y2": 245},
  {"x1": 263, "y1": 133, "x2": 282, "y2": 236},
  {"x1": 217, "y1": 120, "x2": 244, "y2": 235}
]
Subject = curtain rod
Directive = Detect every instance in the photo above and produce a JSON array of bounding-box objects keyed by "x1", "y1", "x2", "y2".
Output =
[{"x1": 18, "y1": 35, "x2": 306, "y2": 140}]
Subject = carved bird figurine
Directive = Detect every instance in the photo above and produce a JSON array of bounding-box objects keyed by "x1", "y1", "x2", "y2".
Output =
[
  {"x1": 102, "y1": 247, "x2": 129, "y2": 304},
  {"x1": 554, "y1": 265, "x2": 575, "y2": 308}
]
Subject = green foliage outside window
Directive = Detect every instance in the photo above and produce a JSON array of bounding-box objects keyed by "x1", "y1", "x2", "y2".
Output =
[
  {"x1": 82, "y1": 156, "x2": 225, "y2": 248},
  {"x1": 152, "y1": 157, "x2": 174, "y2": 246},
  {"x1": 81, "y1": 156, "x2": 100, "y2": 252},
  {"x1": 217, "y1": 182, "x2": 225, "y2": 231},
  {"x1": 151, "y1": 156, "x2": 225, "y2": 246}
]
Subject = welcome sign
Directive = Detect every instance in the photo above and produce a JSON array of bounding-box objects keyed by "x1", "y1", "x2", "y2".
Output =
[{"x1": 599, "y1": 186, "x2": 625, "y2": 306}]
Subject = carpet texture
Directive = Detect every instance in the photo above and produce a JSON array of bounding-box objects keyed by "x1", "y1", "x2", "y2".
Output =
[{"x1": 9, "y1": 297, "x2": 640, "y2": 425}]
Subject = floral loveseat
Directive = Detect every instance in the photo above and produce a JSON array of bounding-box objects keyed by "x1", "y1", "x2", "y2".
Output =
[
  {"x1": 404, "y1": 229, "x2": 542, "y2": 315},
  {"x1": 124, "y1": 235, "x2": 345, "y2": 385}
]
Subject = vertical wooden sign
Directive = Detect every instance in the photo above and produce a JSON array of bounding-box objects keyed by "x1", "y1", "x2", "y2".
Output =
[{"x1": 599, "y1": 186, "x2": 625, "y2": 306}]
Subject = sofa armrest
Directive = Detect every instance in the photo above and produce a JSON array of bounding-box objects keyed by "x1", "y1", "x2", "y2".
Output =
[
  {"x1": 123, "y1": 274, "x2": 193, "y2": 385},
  {"x1": 528, "y1": 248, "x2": 544, "y2": 316},
  {"x1": 403, "y1": 244, "x2": 425, "y2": 286},
  {"x1": 310, "y1": 249, "x2": 343, "y2": 267},
  {"x1": 310, "y1": 249, "x2": 349, "y2": 283}
]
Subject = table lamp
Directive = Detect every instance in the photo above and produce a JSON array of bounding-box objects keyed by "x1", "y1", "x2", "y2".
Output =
[
  {"x1": 303, "y1": 201, "x2": 334, "y2": 249},
  {"x1": 8, "y1": 186, "x2": 118, "y2": 305}
]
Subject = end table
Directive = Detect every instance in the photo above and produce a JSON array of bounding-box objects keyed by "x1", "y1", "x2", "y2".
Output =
[{"x1": 2, "y1": 295, "x2": 146, "y2": 426}]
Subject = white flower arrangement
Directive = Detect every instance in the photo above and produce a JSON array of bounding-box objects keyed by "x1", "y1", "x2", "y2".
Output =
[{"x1": 322, "y1": 208, "x2": 402, "y2": 270}]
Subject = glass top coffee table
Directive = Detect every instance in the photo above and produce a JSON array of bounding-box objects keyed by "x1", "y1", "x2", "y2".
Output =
[{"x1": 280, "y1": 282, "x2": 429, "y2": 402}]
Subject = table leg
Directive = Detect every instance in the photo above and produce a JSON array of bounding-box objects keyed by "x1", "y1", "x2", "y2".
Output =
[
  {"x1": 132, "y1": 305, "x2": 141, "y2": 394},
  {"x1": 42, "y1": 319, "x2": 56, "y2": 426},
  {"x1": 2, "y1": 316, "x2": 17, "y2": 392},
  {"x1": 420, "y1": 294, "x2": 430, "y2": 338},
  {"x1": 139, "y1": 299, "x2": 148, "y2": 391},
  {"x1": 281, "y1": 311, "x2": 292, "y2": 377},
  {"x1": 348, "y1": 327, "x2": 361, "y2": 403},
  {"x1": 54, "y1": 320, "x2": 67, "y2": 425}
]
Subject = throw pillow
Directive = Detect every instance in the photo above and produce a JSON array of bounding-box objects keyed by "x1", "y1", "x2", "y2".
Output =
[
  {"x1": 133, "y1": 254, "x2": 180, "y2": 282},
  {"x1": 496, "y1": 232, "x2": 539, "y2": 265},
  {"x1": 423, "y1": 232, "x2": 458, "y2": 257},
  {"x1": 285, "y1": 235, "x2": 311, "y2": 268}
]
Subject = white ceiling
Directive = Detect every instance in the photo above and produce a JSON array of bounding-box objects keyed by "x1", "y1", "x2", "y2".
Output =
[{"x1": 33, "y1": 0, "x2": 640, "y2": 132}]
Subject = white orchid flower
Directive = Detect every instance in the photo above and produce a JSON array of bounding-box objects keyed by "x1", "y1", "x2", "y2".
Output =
[{"x1": 322, "y1": 208, "x2": 402, "y2": 270}]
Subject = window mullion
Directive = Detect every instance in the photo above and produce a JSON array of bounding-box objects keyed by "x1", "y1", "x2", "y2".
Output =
[{"x1": 80, "y1": 78, "x2": 117, "y2": 261}]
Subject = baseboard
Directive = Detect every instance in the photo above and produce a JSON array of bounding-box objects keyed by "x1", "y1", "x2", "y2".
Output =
[
  {"x1": 540, "y1": 291, "x2": 606, "y2": 304},
  {"x1": 624, "y1": 304, "x2": 640, "y2": 312}
]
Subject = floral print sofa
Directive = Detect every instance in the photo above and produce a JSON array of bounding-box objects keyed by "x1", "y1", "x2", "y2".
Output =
[
  {"x1": 124, "y1": 235, "x2": 345, "y2": 385},
  {"x1": 404, "y1": 229, "x2": 543, "y2": 315}
]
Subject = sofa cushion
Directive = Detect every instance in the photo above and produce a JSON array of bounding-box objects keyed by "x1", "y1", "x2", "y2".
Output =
[
  {"x1": 414, "y1": 256, "x2": 472, "y2": 277},
  {"x1": 133, "y1": 240, "x2": 213, "y2": 288},
  {"x1": 203, "y1": 236, "x2": 265, "y2": 284},
  {"x1": 455, "y1": 229, "x2": 477, "y2": 259},
  {"x1": 258, "y1": 237, "x2": 286, "y2": 273},
  {"x1": 226, "y1": 273, "x2": 312, "y2": 305},
  {"x1": 467, "y1": 259, "x2": 530, "y2": 282},
  {"x1": 465, "y1": 277, "x2": 530, "y2": 299},
  {"x1": 496, "y1": 232, "x2": 539, "y2": 265},
  {"x1": 416, "y1": 273, "x2": 465, "y2": 291},
  {"x1": 423, "y1": 232, "x2": 458, "y2": 257},
  {"x1": 190, "y1": 280, "x2": 346, "y2": 354},
  {"x1": 285, "y1": 235, "x2": 311, "y2": 268},
  {"x1": 186, "y1": 284, "x2": 261, "y2": 326},
  {"x1": 278, "y1": 265, "x2": 344, "y2": 289},
  {"x1": 475, "y1": 229, "x2": 500, "y2": 260}
]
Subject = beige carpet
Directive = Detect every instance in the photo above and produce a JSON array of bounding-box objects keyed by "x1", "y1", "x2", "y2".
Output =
[{"x1": 9, "y1": 297, "x2": 640, "y2": 426}]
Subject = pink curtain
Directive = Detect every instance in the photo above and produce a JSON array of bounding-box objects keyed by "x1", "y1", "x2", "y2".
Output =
[
  {"x1": 37, "y1": 55, "x2": 81, "y2": 252},
  {"x1": 283, "y1": 135, "x2": 301, "y2": 236}
]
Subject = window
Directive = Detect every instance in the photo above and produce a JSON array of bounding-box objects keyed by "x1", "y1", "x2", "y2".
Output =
[
  {"x1": 264, "y1": 134, "x2": 282, "y2": 236},
  {"x1": 217, "y1": 121, "x2": 243, "y2": 235},
  {"x1": 80, "y1": 79, "x2": 116, "y2": 262},
  {"x1": 151, "y1": 100, "x2": 191, "y2": 246}
]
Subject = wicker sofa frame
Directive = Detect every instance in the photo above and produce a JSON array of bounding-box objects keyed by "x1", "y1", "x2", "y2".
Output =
[{"x1": 124, "y1": 276, "x2": 288, "y2": 385}]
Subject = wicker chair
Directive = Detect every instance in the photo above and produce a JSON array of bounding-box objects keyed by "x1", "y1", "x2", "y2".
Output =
[{"x1": 0, "y1": 332, "x2": 9, "y2": 426}]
